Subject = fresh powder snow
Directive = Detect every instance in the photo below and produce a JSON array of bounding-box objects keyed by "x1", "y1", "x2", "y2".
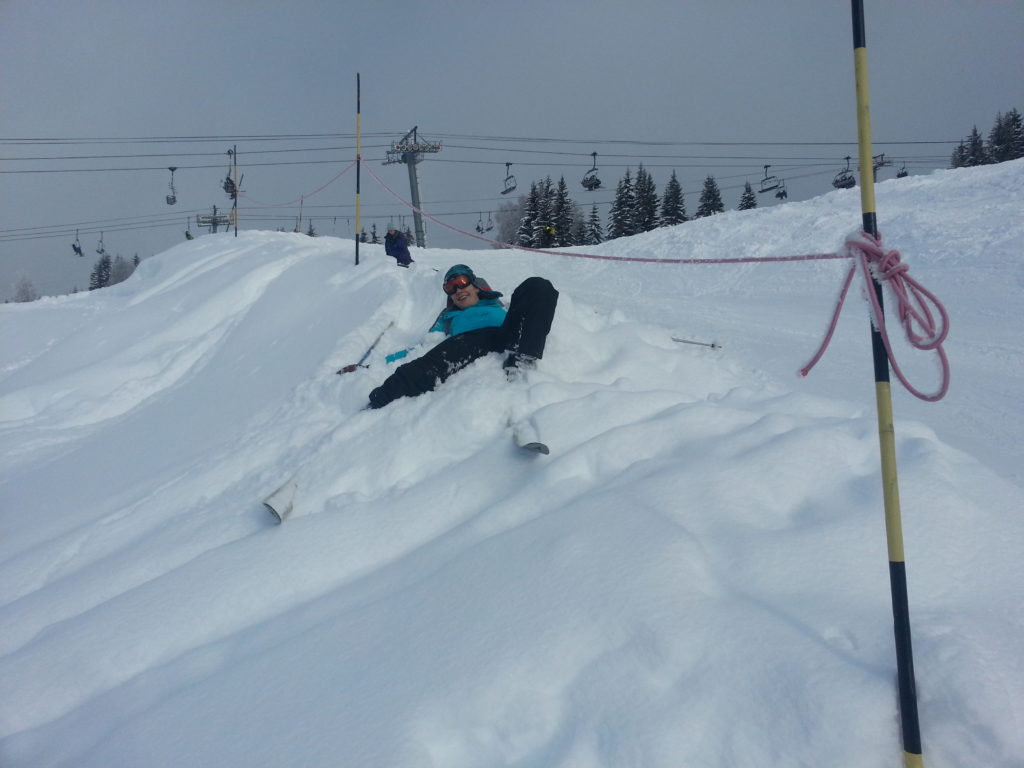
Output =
[{"x1": 1, "y1": 160, "x2": 1022, "y2": 767}]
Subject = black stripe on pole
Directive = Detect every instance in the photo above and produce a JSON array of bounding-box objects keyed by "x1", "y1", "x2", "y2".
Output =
[{"x1": 890, "y1": 561, "x2": 923, "y2": 755}]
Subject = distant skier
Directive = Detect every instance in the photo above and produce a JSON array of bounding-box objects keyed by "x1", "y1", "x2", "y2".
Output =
[
  {"x1": 365, "y1": 264, "x2": 558, "y2": 409},
  {"x1": 383, "y1": 226, "x2": 414, "y2": 267}
]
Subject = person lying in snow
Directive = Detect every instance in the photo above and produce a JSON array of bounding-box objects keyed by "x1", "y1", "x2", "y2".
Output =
[{"x1": 366, "y1": 264, "x2": 558, "y2": 409}]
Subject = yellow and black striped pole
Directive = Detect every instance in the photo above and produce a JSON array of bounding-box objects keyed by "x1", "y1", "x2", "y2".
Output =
[
  {"x1": 850, "y1": 2, "x2": 923, "y2": 766},
  {"x1": 355, "y1": 72, "x2": 362, "y2": 266}
]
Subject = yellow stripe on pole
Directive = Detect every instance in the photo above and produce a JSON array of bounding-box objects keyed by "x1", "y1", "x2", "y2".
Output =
[
  {"x1": 854, "y1": 48, "x2": 877, "y2": 217},
  {"x1": 875, "y1": 381, "x2": 906, "y2": 563}
]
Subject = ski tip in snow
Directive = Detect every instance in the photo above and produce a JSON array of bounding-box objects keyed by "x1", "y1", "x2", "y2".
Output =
[
  {"x1": 519, "y1": 441, "x2": 550, "y2": 455},
  {"x1": 263, "y1": 479, "x2": 298, "y2": 523},
  {"x1": 264, "y1": 501, "x2": 285, "y2": 524}
]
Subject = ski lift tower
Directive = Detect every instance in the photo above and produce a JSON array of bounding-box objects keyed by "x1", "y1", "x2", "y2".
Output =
[{"x1": 383, "y1": 126, "x2": 442, "y2": 247}]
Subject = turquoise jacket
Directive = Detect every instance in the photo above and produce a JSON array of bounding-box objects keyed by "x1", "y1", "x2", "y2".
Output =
[{"x1": 385, "y1": 299, "x2": 507, "y2": 363}]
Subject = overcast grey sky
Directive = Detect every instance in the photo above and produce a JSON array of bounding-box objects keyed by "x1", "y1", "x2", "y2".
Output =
[{"x1": 2, "y1": 0, "x2": 1022, "y2": 298}]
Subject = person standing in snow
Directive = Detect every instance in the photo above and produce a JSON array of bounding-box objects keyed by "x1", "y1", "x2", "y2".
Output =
[
  {"x1": 365, "y1": 264, "x2": 558, "y2": 409},
  {"x1": 383, "y1": 226, "x2": 414, "y2": 267}
]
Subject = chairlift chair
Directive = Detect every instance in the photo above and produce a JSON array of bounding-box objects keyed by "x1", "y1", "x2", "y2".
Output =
[
  {"x1": 775, "y1": 180, "x2": 788, "y2": 200},
  {"x1": 758, "y1": 164, "x2": 780, "y2": 194},
  {"x1": 831, "y1": 156, "x2": 855, "y2": 189},
  {"x1": 476, "y1": 213, "x2": 485, "y2": 234},
  {"x1": 166, "y1": 167, "x2": 178, "y2": 205},
  {"x1": 485, "y1": 212, "x2": 494, "y2": 232},
  {"x1": 72, "y1": 230, "x2": 84, "y2": 257},
  {"x1": 897, "y1": 162, "x2": 908, "y2": 178},
  {"x1": 501, "y1": 162, "x2": 517, "y2": 195},
  {"x1": 581, "y1": 152, "x2": 602, "y2": 191}
]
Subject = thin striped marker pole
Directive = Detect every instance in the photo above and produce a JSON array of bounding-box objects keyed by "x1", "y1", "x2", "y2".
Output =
[
  {"x1": 355, "y1": 73, "x2": 362, "y2": 266},
  {"x1": 850, "y1": 2, "x2": 924, "y2": 766}
]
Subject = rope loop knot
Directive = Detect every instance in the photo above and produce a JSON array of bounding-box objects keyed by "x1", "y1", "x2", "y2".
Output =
[{"x1": 801, "y1": 231, "x2": 950, "y2": 402}]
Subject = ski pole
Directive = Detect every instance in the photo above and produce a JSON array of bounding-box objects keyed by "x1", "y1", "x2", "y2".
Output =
[
  {"x1": 336, "y1": 321, "x2": 394, "y2": 374},
  {"x1": 671, "y1": 336, "x2": 722, "y2": 350}
]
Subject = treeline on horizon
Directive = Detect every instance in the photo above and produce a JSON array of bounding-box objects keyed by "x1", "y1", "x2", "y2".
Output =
[
  {"x1": 495, "y1": 106, "x2": 1023, "y2": 251},
  {"x1": 949, "y1": 108, "x2": 1024, "y2": 168}
]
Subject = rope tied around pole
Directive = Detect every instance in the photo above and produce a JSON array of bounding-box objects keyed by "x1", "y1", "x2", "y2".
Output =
[{"x1": 801, "y1": 231, "x2": 951, "y2": 402}]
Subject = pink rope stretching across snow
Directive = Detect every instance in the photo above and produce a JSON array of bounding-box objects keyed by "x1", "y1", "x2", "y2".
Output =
[
  {"x1": 800, "y1": 231, "x2": 950, "y2": 402},
  {"x1": 360, "y1": 159, "x2": 847, "y2": 266},
  {"x1": 361, "y1": 159, "x2": 950, "y2": 401}
]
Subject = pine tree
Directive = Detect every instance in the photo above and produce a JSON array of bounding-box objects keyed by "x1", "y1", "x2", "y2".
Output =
[
  {"x1": 571, "y1": 216, "x2": 586, "y2": 246},
  {"x1": 737, "y1": 181, "x2": 758, "y2": 211},
  {"x1": 950, "y1": 141, "x2": 969, "y2": 168},
  {"x1": 1007, "y1": 108, "x2": 1024, "y2": 160},
  {"x1": 370, "y1": 223, "x2": 379, "y2": 244},
  {"x1": 634, "y1": 164, "x2": 660, "y2": 232},
  {"x1": 695, "y1": 175, "x2": 725, "y2": 218},
  {"x1": 89, "y1": 253, "x2": 112, "y2": 290},
  {"x1": 659, "y1": 171, "x2": 687, "y2": 226},
  {"x1": 583, "y1": 204, "x2": 604, "y2": 245},
  {"x1": 532, "y1": 177, "x2": 557, "y2": 248},
  {"x1": 607, "y1": 169, "x2": 636, "y2": 239},
  {"x1": 306, "y1": 220, "x2": 317, "y2": 237},
  {"x1": 988, "y1": 108, "x2": 1024, "y2": 162},
  {"x1": 965, "y1": 126, "x2": 989, "y2": 166},
  {"x1": 517, "y1": 183, "x2": 539, "y2": 246},
  {"x1": 551, "y1": 176, "x2": 576, "y2": 246}
]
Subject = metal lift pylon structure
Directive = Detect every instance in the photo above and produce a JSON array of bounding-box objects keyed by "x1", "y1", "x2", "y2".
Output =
[{"x1": 383, "y1": 126, "x2": 441, "y2": 247}]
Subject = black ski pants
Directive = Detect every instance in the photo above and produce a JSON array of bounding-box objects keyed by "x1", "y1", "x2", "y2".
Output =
[{"x1": 368, "y1": 276, "x2": 558, "y2": 409}]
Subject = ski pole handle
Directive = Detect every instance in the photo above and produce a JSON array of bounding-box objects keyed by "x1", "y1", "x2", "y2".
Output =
[
  {"x1": 336, "y1": 321, "x2": 395, "y2": 375},
  {"x1": 336, "y1": 363, "x2": 368, "y2": 375}
]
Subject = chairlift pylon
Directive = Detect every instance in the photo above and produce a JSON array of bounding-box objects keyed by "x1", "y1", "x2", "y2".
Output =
[
  {"x1": 500, "y1": 162, "x2": 517, "y2": 195},
  {"x1": 832, "y1": 156, "x2": 856, "y2": 189},
  {"x1": 166, "y1": 167, "x2": 178, "y2": 205},
  {"x1": 758, "y1": 164, "x2": 781, "y2": 194},
  {"x1": 581, "y1": 152, "x2": 602, "y2": 191},
  {"x1": 872, "y1": 153, "x2": 890, "y2": 179}
]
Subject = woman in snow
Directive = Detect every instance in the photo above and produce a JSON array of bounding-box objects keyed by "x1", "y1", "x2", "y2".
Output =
[{"x1": 366, "y1": 264, "x2": 558, "y2": 409}]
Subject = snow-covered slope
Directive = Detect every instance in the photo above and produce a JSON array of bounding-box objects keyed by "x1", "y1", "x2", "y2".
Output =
[{"x1": 2, "y1": 161, "x2": 1022, "y2": 767}]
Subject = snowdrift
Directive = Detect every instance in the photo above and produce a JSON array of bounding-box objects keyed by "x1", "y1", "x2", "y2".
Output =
[{"x1": 2, "y1": 161, "x2": 1023, "y2": 767}]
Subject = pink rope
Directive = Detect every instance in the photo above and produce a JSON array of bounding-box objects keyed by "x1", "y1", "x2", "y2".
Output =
[
  {"x1": 361, "y1": 159, "x2": 950, "y2": 402},
  {"x1": 241, "y1": 160, "x2": 356, "y2": 208},
  {"x1": 360, "y1": 159, "x2": 846, "y2": 266},
  {"x1": 800, "y1": 232, "x2": 950, "y2": 402}
]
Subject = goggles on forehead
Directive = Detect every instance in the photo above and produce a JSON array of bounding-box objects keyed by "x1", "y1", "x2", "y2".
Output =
[{"x1": 443, "y1": 274, "x2": 473, "y2": 295}]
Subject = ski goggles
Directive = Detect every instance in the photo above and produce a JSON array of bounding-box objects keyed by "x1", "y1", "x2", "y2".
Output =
[{"x1": 443, "y1": 274, "x2": 473, "y2": 294}]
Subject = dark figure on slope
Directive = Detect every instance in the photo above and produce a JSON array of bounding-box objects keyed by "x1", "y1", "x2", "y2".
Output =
[
  {"x1": 367, "y1": 264, "x2": 558, "y2": 409},
  {"x1": 383, "y1": 227, "x2": 414, "y2": 267}
]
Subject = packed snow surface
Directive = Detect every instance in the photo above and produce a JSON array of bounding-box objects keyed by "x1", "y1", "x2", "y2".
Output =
[{"x1": 2, "y1": 161, "x2": 1023, "y2": 767}]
